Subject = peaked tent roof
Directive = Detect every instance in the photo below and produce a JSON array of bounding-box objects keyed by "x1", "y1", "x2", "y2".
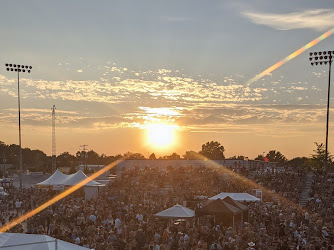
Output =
[
  {"x1": 36, "y1": 169, "x2": 69, "y2": 186},
  {"x1": 36, "y1": 170, "x2": 102, "y2": 187},
  {"x1": 154, "y1": 204, "x2": 195, "y2": 218},
  {"x1": 196, "y1": 198, "x2": 242, "y2": 216},
  {"x1": 222, "y1": 196, "x2": 249, "y2": 212},
  {"x1": 62, "y1": 170, "x2": 102, "y2": 186},
  {"x1": 209, "y1": 192, "x2": 260, "y2": 202},
  {"x1": 0, "y1": 233, "x2": 92, "y2": 250}
]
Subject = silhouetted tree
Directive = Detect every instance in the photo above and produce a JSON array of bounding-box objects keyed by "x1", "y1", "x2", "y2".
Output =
[
  {"x1": 0, "y1": 140, "x2": 123, "y2": 174},
  {"x1": 200, "y1": 141, "x2": 225, "y2": 160},
  {"x1": 149, "y1": 153, "x2": 156, "y2": 160},
  {"x1": 266, "y1": 150, "x2": 287, "y2": 166},
  {"x1": 287, "y1": 157, "x2": 309, "y2": 169},
  {"x1": 87, "y1": 150, "x2": 99, "y2": 164},
  {"x1": 165, "y1": 153, "x2": 181, "y2": 160},
  {"x1": 254, "y1": 154, "x2": 265, "y2": 161},
  {"x1": 228, "y1": 155, "x2": 245, "y2": 160},
  {"x1": 57, "y1": 152, "x2": 75, "y2": 168},
  {"x1": 311, "y1": 142, "x2": 332, "y2": 169},
  {"x1": 69, "y1": 166, "x2": 76, "y2": 174},
  {"x1": 183, "y1": 151, "x2": 198, "y2": 160},
  {"x1": 123, "y1": 152, "x2": 146, "y2": 160}
]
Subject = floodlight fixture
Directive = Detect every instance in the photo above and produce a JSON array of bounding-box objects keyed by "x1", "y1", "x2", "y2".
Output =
[
  {"x1": 308, "y1": 50, "x2": 333, "y2": 168},
  {"x1": 4, "y1": 63, "x2": 33, "y2": 190}
]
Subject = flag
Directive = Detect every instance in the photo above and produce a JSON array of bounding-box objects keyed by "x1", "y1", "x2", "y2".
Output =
[{"x1": 264, "y1": 157, "x2": 269, "y2": 162}]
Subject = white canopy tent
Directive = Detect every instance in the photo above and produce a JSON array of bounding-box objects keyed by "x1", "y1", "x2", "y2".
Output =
[
  {"x1": 209, "y1": 192, "x2": 260, "y2": 202},
  {"x1": 36, "y1": 170, "x2": 103, "y2": 187},
  {"x1": 62, "y1": 170, "x2": 102, "y2": 186},
  {"x1": 35, "y1": 170, "x2": 69, "y2": 186},
  {"x1": 154, "y1": 204, "x2": 195, "y2": 218},
  {"x1": 0, "y1": 233, "x2": 92, "y2": 250}
]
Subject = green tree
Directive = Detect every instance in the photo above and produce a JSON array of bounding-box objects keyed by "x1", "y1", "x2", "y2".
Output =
[{"x1": 200, "y1": 141, "x2": 225, "y2": 160}]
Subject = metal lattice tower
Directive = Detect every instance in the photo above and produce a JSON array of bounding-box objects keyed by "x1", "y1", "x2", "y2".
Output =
[{"x1": 52, "y1": 105, "x2": 56, "y2": 172}]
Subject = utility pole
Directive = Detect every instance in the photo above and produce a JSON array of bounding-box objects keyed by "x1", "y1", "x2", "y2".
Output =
[{"x1": 51, "y1": 105, "x2": 56, "y2": 173}]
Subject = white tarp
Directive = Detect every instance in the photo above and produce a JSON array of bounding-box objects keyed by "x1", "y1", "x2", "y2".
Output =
[
  {"x1": 209, "y1": 192, "x2": 260, "y2": 202},
  {"x1": 154, "y1": 204, "x2": 195, "y2": 218},
  {"x1": 36, "y1": 170, "x2": 103, "y2": 187},
  {"x1": 0, "y1": 233, "x2": 92, "y2": 250}
]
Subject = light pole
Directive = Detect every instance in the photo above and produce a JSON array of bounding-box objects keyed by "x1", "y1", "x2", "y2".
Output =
[
  {"x1": 5, "y1": 63, "x2": 32, "y2": 190},
  {"x1": 309, "y1": 50, "x2": 333, "y2": 168}
]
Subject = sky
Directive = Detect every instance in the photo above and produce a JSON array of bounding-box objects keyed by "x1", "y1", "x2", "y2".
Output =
[{"x1": 0, "y1": 0, "x2": 334, "y2": 159}]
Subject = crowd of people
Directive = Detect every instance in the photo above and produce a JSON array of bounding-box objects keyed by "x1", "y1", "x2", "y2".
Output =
[
  {"x1": 252, "y1": 170, "x2": 304, "y2": 203},
  {"x1": 0, "y1": 165, "x2": 334, "y2": 249},
  {"x1": 305, "y1": 171, "x2": 334, "y2": 229}
]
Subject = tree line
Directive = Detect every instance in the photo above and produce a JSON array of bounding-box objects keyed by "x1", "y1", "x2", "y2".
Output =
[{"x1": 0, "y1": 140, "x2": 330, "y2": 173}]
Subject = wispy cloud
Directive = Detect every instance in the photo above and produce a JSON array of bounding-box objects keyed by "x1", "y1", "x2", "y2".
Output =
[
  {"x1": 0, "y1": 63, "x2": 330, "y2": 137},
  {"x1": 4, "y1": 108, "x2": 77, "y2": 115},
  {"x1": 242, "y1": 9, "x2": 334, "y2": 31}
]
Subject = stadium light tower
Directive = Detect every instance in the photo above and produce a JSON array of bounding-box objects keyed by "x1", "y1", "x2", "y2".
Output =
[
  {"x1": 309, "y1": 50, "x2": 333, "y2": 168},
  {"x1": 5, "y1": 63, "x2": 32, "y2": 190}
]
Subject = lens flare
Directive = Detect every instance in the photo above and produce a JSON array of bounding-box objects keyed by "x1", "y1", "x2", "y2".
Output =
[
  {"x1": 246, "y1": 27, "x2": 334, "y2": 86},
  {"x1": 0, "y1": 160, "x2": 120, "y2": 233}
]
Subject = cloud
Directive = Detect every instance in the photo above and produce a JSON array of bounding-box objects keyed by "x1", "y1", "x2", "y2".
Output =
[
  {"x1": 242, "y1": 9, "x2": 334, "y2": 31},
  {"x1": 176, "y1": 104, "x2": 326, "y2": 128},
  {"x1": 4, "y1": 108, "x2": 77, "y2": 115},
  {"x1": 77, "y1": 69, "x2": 83, "y2": 73},
  {"x1": 0, "y1": 63, "x2": 330, "y2": 136}
]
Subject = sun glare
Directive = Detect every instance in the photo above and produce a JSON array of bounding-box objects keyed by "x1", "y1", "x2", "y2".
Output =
[{"x1": 146, "y1": 123, "x2": 178, "y2": 149}]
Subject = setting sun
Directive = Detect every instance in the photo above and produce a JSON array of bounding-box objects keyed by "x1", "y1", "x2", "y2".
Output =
[{"x1": 146, "y1": 123, "x2": 178, "y2": 149}]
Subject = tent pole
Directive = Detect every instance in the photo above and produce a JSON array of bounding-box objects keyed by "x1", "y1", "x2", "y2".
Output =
[{"x1": 55, "y1": 239, "x2": 58, "y2": 250}]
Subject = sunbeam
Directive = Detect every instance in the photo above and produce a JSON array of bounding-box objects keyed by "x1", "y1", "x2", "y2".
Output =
[{"x1": 246, "y1": 27, "x2": 334, "y2": 86}]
